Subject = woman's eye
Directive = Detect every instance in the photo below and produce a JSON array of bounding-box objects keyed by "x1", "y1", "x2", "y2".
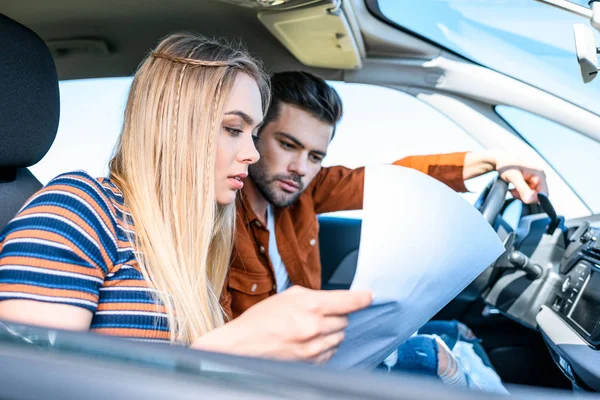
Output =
[{"x1": 226, "y1": 127, "x2": 243, "y2": 137}]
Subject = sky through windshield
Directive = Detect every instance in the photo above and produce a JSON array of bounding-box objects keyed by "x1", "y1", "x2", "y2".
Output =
[{"x1": 378, "y1": 0, "x2": 600, "y2": 115}]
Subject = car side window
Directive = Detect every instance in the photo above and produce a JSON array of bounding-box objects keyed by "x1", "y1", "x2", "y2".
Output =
[
  {"x1": 496, "y1": 106, "x2": 600, "y2": 214},
  {"x1": 31, "y1": 78, "x2": 489, "y2": 218},
  {"x1": 322, "y1": 82, "x2": 487, "y2": 218},
  {"x1": 30, "y1": 77, "x2": 132, "y2": 184}
]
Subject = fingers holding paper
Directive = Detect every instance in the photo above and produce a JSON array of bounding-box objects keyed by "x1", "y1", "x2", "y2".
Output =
[{"x1": 206, "y1": 286, "x2": 372, "y2": 364}]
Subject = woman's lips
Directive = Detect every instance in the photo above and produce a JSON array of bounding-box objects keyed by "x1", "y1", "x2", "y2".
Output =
[
  {"x1": 228, "y1": 173, "x2": 247, "y2": 190},
  {"x1": 228, "y1": 177, "x2": 244, "y2": 190}
]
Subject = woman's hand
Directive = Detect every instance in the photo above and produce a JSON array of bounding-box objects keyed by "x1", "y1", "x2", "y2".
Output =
[{"x1": 193, "y1": 286, "x2": 372, "y2": 364}]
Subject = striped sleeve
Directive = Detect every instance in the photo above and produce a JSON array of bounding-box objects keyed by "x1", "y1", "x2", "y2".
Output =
[{"x1": 0, "y1": 171, "x2": 118, "y2": 312}]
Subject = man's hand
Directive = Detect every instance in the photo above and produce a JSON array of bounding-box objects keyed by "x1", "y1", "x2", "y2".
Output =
[
  {"x1": 193, "y1": 286, "x2": 372, "y2": 364},
  {"x1": 464, "y1": 149, "x2": 548, "y2": 204}
]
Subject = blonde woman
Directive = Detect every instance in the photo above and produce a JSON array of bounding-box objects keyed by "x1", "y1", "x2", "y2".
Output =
[{"x1": 0, "y1": 34, "x2": 371, "y2": 364}]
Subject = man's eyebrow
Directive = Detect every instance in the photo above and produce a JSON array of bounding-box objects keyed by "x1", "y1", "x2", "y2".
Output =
[
  {"x1": 225, "y1": 110, "x2": 259, "y2": 127},
  {"x1": 276, "y1": 132, "x2": 304, "y2": 148},
  {"x1": 276, "y1": 132, "x2": 327, "y2": 157}
]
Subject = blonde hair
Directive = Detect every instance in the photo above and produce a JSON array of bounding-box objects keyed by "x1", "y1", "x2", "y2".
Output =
[{"x1": 108, "y1": 34, "x2": 270, "y2": 344}]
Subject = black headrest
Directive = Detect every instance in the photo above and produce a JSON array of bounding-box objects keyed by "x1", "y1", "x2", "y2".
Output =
[{"x1": 0, "y1": 14, "x2": 59, "y2": 169}]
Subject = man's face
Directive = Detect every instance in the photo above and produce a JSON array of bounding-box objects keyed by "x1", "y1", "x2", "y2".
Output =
[{"x1": 249, "y1": 103, "x2": 334, "y2": 207}]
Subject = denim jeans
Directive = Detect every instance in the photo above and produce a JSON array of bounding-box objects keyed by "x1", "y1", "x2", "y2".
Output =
[
  {"x1": 418, "y1": 320, "x2": 493, "y2": 369},
  {"x1": 378, "y1": 320, "x2": 508, "y2": 394}
]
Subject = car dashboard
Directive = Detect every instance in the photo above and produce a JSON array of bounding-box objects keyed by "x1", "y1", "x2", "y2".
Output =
[
  {"x1": 484, "y1": 209, "x2": 600, "y2": 391},
  {"x1": 538, "y1": 223, "x2": 600, "y2": 391}
]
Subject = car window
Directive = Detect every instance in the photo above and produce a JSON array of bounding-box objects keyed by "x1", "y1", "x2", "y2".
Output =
[
  {"x1": 31, "y1": 78, "x2": 490, "y2": 219},
  {"x1": 323, "y1": 82, "x2": 488, "y2": 219},
  {"x1": 496, "y1": 106, "x2": 600, "y2": 213},
  {"x1": 30, "y1": 77, "x2": 132, "y2": 185},
  {"x1": 376, "y1": 0, "x2": 600, "y2": 116}
]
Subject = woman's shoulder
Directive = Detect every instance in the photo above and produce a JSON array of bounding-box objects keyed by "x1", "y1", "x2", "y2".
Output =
[
  {"x1": 44, "y1": 170, "x2": 111, "y2": 194},
  {"x1": 41, "y1": 170, "x2": 125, "y2": 204},
  {"x1": 20, "y1": 170, "x2": 122, "y2": 236}
]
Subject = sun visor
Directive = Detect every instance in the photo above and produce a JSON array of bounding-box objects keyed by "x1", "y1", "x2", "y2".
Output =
[{"x1": 258, "y1": 0, "x2": 364, "y2": 69}]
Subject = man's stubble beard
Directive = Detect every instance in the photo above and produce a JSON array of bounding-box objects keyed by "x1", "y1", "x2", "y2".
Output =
[{"x1": 248, "y1": 159, "x2": 304, "y2": 208}]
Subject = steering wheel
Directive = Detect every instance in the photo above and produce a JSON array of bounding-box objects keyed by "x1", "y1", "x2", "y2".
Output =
[
  {"x1": 460, "y1": 177, "x2": 510, "y2": 301},
  {"x1": 474, "y1": 176, "x2": 509, "y2": 226}
]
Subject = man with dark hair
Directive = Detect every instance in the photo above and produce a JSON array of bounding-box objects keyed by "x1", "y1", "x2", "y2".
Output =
[
  {"x1": 222, "y1": 71, "x2": 546, "y2": 391},
  {"x1": 263, "y1": 71, "x2": 343, "y2": 138},
  {"x1": 247, "y1": 71, "x2": 344, "y2": 209}
]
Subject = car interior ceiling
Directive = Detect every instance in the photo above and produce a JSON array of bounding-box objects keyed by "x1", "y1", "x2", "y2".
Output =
[
  {"x1": 5, "y1": 0, "x2": 600, "y2": 394},
  {"x1": 3, "y1": 0, "x2": 346, "y2": 81}
]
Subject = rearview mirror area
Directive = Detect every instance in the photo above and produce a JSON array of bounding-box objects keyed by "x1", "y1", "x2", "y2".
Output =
[{"x1": 573, "y1": 23, "x2": 599, "y2": 83}]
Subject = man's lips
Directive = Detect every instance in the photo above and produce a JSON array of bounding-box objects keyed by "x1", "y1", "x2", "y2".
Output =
[{"x1": 277, "y1": 179, "x2": 300, "y2": 193}]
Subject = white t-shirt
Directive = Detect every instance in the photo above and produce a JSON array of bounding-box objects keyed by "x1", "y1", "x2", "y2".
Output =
[{"x1": 267, "y1": 205, "x2": 291, "y2": 292}]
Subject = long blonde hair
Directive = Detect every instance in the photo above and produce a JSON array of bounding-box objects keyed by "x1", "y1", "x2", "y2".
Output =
[{"x1": 109, "y1": 34, "x2": 270, "y2": 344}]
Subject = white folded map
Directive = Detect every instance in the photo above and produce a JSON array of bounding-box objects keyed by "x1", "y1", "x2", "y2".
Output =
[{"x1": 328, "y1": 165, "x2": 505, "y2": 370}]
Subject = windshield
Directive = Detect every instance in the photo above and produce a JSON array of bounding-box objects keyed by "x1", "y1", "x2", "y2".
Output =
[
  {"x1": 0, "y1": 320, "x2": 315, "y2": 395},
  {"x1": 377, "y1": 0, "x2": 600, "y2": 116},
  {"x1": 497, "y1": 105, "x2": 600, "y2": 213}
]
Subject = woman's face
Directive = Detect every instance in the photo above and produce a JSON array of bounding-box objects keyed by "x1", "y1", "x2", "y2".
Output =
[{"x1": 215, "y1": 73, "x2": 262, "y2": 205}]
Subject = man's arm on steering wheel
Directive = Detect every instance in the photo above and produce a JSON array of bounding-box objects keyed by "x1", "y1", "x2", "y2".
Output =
[{"x1": 463, "y1": 149, "x2": 549, "y2": 204}]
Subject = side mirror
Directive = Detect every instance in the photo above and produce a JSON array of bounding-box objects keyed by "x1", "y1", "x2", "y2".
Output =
[{"x1": 573, "y1": 23, "x2": 599, "y2": 83}]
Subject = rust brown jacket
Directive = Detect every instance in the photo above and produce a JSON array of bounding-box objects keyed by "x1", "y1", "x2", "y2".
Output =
[{"x1": 222, "y1": 152, "x2": 469, "y2": 319}]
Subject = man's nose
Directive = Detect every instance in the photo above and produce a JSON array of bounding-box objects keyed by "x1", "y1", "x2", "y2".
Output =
[{"x1": 289, "y1": 154, "x2": 308, "y2": 176}]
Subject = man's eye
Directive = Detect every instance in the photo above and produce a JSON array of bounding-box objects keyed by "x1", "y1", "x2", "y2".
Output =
[
  {"x1": 252, "y1": 135, "x2": 259, "y2": 143},
  {"x1": 226, "y1": 127, "x2": 243, "y2": 137},
  {"x1": 280, "y1": 141, "x2": 294, "y2": 150},
  {"x1": 309, "y1": 154, "x2": 323, "y2": 163}
]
